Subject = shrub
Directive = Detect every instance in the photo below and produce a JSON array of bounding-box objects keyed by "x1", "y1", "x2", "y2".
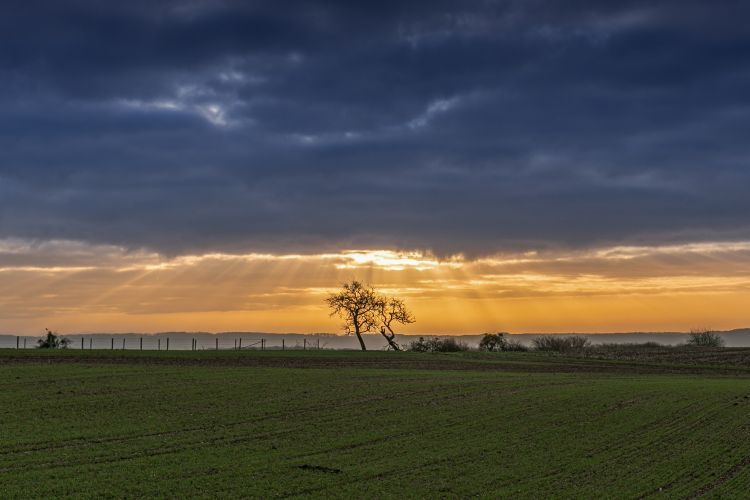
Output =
[
  {"x1": 504, "y1": 339, "x2": 529, "y2": 352},
  {"x1": 479, "y1": 333, "x2": 506, "y2": 352},
  {"x1": 435, "y1": 338, "x2": 469, "y2": 352},
  {"x1": 532, "y1": 336, "x2": 565, "y2": 351},
  {"x1": 531, "y1": 335, "x2": 590, "y2": 352},
  {"x1": 407, "y1": 337, "x2": 469, "y2": 353},
  {"x1": 407, "y1": 337, "x2": 429, "y2": 352},
  {"x1": 479, "y1": 333, "x2": 529, "y2": 352},
  {"x1": 686, "y1": 329, "x2": 724, "y2": 348},
  {"x1": 37, "y1": 328, "x2": 71, "y2": 349}
]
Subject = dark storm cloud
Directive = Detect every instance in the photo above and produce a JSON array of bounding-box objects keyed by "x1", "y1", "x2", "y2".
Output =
[{"x1": 1, "y1": 0, "x2": 750, "y2": 256}]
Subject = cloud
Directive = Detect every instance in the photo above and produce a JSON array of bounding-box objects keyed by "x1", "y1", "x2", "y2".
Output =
[{"x1": 1, "y1": 0, "x2": 749, "y2": 257}]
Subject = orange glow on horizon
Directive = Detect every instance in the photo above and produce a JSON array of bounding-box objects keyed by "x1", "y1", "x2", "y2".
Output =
[{"x1": 1, "y1": 240, "x2": 749, "y2": 335}]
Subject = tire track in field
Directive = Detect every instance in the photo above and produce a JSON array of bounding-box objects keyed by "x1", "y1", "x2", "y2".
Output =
[
  {"x1": 284, "y1": 380, "x2": 574, "y2": 460},
  {"x1": 493, "y1": 392, "x2": 744, "y2": 497},
  {"x1": 285, "y1": 383, "x2": 704, "y2": 496},
  {"x1": 0, "y1": 378, "x2": 526, "y2": 468},
  {"x1": 0, "y1": 371, "x2": 565, "y2": 460},
  {"x1": 686, "y1": 455, "x2": 750, "y2": 498},
  {"x1": 277, "y1": 446, "x2": 491, "y2": 498},
  {"x1": 275, "y1": 382, "x2": 581, "y2": 497},
  {"x1": 0, "y1": 377, "x2": 568, "y2": 485},
  {"x1": 0, "y1": 398, "x2": 443, "y2": 475},
  {"x1": 594, "y1": 395, "x2": 748, "y2": 498}
]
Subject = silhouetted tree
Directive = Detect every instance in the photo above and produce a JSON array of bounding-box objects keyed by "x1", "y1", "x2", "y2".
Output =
[
  {"x1": 326, "y1": 281, "x2": 416, "y2": 351},
  {"x1": 378, "y1": 297, "x2": 414, "y2": 351},
  {"x1": 326, "y1": 281, "x2": 381, "y2": 351},
  {"x1": 37, "y1": 328, "x2": 71, "y2": 349}
]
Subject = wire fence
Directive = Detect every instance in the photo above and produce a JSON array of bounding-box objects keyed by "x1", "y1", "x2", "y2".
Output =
[{"x1": 0, "y1": 335, "x2": 324, "y2": 351}]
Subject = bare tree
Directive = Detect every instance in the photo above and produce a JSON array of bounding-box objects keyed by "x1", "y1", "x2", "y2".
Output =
[
  {"x1": 325, "y1": 281, "x2": 381, "y2": 351},
  {"x1": 378, "y1": 297, "x2": 414, "y2": 351}
]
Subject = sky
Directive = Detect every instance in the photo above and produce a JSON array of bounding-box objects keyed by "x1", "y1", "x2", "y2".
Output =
[{"x1": 1, "y1": 0, "x2": 750, "y2": 335}]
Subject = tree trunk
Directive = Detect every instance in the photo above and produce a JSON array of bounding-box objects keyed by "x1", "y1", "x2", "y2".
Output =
[
  {"x1": 380, "y1": 326, "x2": 401, "y2": 351},
  {"x1": 354, "y1": 325, "x2": 367, "y2": 351}
]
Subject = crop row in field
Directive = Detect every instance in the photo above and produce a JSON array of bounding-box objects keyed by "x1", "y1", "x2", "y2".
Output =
[{"x1": 0, "y1": 352, "x2": 748, "y2": 497}]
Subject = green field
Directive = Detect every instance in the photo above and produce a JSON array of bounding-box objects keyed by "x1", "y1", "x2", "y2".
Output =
[{"x1": 1, "y1": 349, "x2": 749, "y2": 498}]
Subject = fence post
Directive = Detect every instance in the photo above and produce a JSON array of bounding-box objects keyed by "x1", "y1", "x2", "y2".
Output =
[
  {"x1": 158, "y1": 339, "x2": 161, "y2": 351},
  {"x1": 140, "y1": 337, "x2": 143, "y2": 350},
  {"x1": 317, "y1": 338, "x2": 320, "y2": 350},
  {"x1": 261, "y1": 339, "x2": 265, "y2": 350},
  {"x1": 122, "y1": 338, "x2": 125, "y2": 350},
  {"x1": 81, "y1": 337, "x2": 84, "y2": 350},
  {"x1": 234, "y1": 339, "x2": 237, "y2": 350},
  {"x1": 17, "y1": 336, "x2": 19, "y2": 349},
  {"x1": 89, "y1": 338, "x2": 92, "y2": 349},
  {"x1": 303, "y1": 339, "x2": 306, "y2": 350},
  {"x1": 216, "y1": 338, "x2": 218, "y2": 350},
  {"x1": 111, "y1": 338, "x2": 114, "y2": 350},
  {"x1": 24, "y1": 338, "x2": 27, "y2": 349},
  {"x1": 166, "y1": 338, "x2": 169, "y2": 351},
  {"x1": 282, "y1": 339, "x2": 285, "y2": 350},
  {"x1": 239, "y1": 338, "x2": 242, "y2": 350}
]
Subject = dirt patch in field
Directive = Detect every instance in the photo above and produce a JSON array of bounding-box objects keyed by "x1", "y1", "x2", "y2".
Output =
[
  {"x1": 1, "y1": 352, "x2": 749, "y2": 376},
  {"x1": 582, "y1": 347, "x2": 750, "y2": 366},
  {"x1": 297, "y1": 464, "x2": 343, "y2": 474}
]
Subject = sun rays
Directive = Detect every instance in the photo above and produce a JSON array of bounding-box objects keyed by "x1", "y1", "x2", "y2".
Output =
[{"x1": 1, "y1": 239, "x2": 750, "y2": 334}]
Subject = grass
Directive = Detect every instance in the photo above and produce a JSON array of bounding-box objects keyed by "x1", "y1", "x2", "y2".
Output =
[{"x1": 1, "y1": 349, "x2": 750, "y2": 497}]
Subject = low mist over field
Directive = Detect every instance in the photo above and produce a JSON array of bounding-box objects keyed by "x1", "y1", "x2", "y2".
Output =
[{"x1": 4, "y1": 329, "x2": 750, "y2": 350}]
